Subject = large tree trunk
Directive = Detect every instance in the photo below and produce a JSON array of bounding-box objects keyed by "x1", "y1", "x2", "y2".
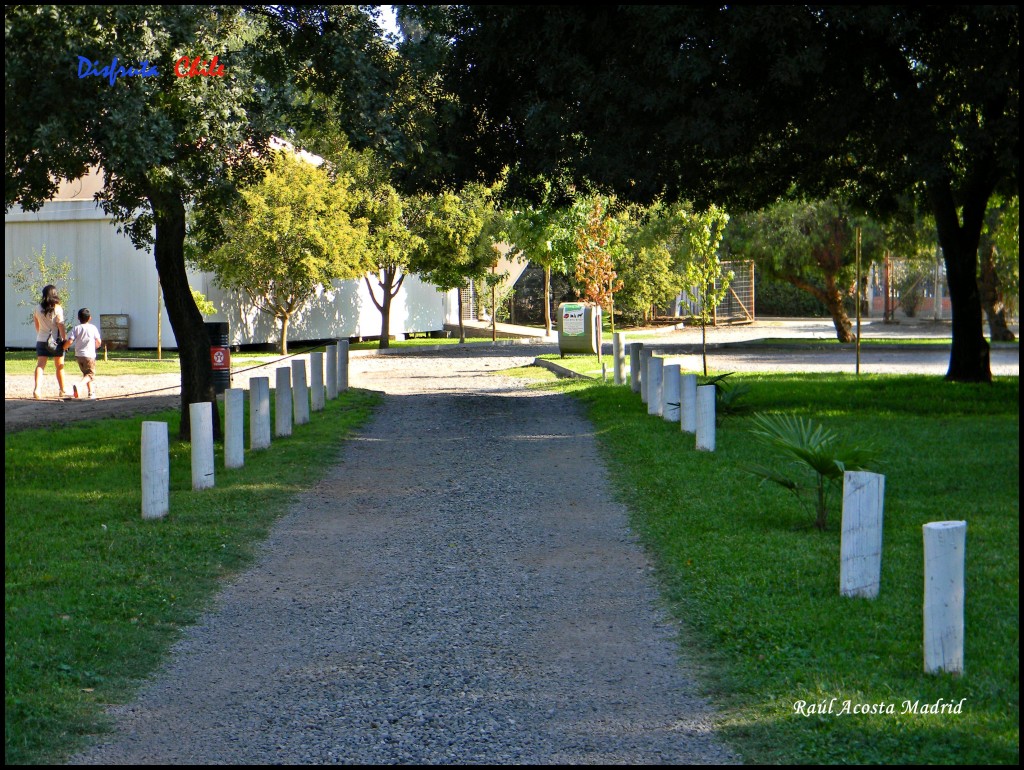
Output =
[
  {"x1": 928, "y1": 180, "x2": 992, "y2": 382},
  {"x1": 148, "y1": 188, "x2": 219, "y2": 440},
  {"x1": 785, "y1": 274, "x2": 855, "y2": 343},
  {"x1": 378, "y1": 272, "x2": 395, "y2": 349},
  {"x1": 544, "y1": 265, "x2": 552, "y2": 335},
  {"x1": 978, "y1": 242, "x2": 1016, "y2": 342},
  {"x1": 822, "y1": 284, "x2": 855, "y2": 343},
  {"x1": 380, "y1": 288, "x2": 393, "y2": 349},
  {"x1": 366, "y1": 268, "x2": 404, "y2": 350}
]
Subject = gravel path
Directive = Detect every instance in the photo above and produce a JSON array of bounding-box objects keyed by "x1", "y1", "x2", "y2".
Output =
[{"x1": 67, "y1": 344, "x2": 739, "y2": 765}]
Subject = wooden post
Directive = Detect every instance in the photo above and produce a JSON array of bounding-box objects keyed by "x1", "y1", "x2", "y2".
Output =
[
  {"x1": 249, "y1": 376, "x2": 271, "y2": 450},
  {"x1": 855, "y1": 226, "x2": 862, "y2": 375},
  {"x1": 647, "y1": 355, "x2": 664, "y2": 416},
  {"x1": 695, "y1": 384, "x2": 716, "y2": 451},
  {"x1": 189, "y1": 401, "x2": 215, "y2": 490},
  {"x1": 613, "y1": 332, "x2": 626, "y2": 386},
  {"x1": 292, "y1": 359, "x2": 309, "y2": 426},
  {"x1": 337, "y1": 339, "x2": 349, "y2": 392},
  {"x1": 629, "y1": 342, "x2": 643, "y2": 394},
  {"x1": 326, "y1": 345, "x2": 338, "y2": 400},
  {"x1": 923, "y1": 521, "x2": 966, "y2": 675},
  {"x1": 224, "y1": 388, "x2": 244, "y2": 469},
  {"x1": 310, "y1": 351, "x2": 325, "y2": 412},
  {"x1": 840, "y1": 471, "x2": 885, "y2": 598},
  {"x1": 141, "y1": 421, "x2": 168, "y2": 520},
  {"x1": 662, "y1": 363, "x2": 681, "y2": 423},
  {"x1": 680, "y1": 374, "x2": 698, "y2": 434},
  {"x1": 275, "y1": 367, "x2": 292, "y2": 438}
]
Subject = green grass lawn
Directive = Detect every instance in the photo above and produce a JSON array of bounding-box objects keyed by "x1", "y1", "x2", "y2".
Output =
[
  {"x1": 4, "y1": 389, "x2": 380, "y2": 764},
  {"x1": 7, "y1": 357, "x2": 1018, "y2": 764},
  {"x1": 517, "y1": 367, "x2": 1019, "y2": 764}
]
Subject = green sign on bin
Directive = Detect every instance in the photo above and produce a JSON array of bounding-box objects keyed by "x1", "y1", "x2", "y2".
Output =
[{"x1": 561, "y1": 303, "x2": 586, "y2": 336}]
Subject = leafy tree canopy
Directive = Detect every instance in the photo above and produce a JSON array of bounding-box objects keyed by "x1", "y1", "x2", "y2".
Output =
[
  {"x1": 415, "y1": 5, "x2": 1019, "y2": 381},
  {"x1": 5, "y1": 4, "x2": 394, "y2": 432},
  {"x1": 190, "y1": 150, "x2": 372, "y2": 353}
]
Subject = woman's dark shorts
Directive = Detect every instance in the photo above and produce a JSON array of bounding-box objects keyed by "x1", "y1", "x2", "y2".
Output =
[{"x1": 35, "y1": 342, "x2": 65, "y2": 358}]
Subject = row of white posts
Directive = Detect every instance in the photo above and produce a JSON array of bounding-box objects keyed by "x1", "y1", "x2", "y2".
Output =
[
  {"x1": 141, "y1": 340, "x2": 350, "y2": 518},
  {"x1": 616, "y1": 333, "x2": 966, "y2": 675},
  {"x1": 620, "y1": 335, "x2": 717, "y2": 452}
]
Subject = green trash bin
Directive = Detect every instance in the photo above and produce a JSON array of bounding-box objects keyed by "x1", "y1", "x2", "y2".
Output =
[{"x1": 557, "y1": 302, "x2": 602, "y2": 356}]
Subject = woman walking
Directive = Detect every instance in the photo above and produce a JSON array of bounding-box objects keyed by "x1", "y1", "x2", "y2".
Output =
[{"x1": 33, "y1": 284, "x2": 68, "y2": 400}]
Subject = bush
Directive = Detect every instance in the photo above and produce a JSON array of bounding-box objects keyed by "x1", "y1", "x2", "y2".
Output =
[{"x1": 755, "y1": 272, "x2": 830, "y2": 317}]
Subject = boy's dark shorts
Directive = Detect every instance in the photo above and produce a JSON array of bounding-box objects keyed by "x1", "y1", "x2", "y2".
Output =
[{"x1": 76, "y1": 356, "x2": 96, "y2": 375}]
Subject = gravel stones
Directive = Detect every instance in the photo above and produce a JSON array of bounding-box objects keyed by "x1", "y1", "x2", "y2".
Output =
[{"x1": 68, "y1": 344, "x2": 738, "y2": 765}]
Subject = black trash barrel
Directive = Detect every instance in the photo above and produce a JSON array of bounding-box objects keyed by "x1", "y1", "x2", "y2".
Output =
[{"x1": 205, "y1": 321, "x2": 231, "y2": 394}]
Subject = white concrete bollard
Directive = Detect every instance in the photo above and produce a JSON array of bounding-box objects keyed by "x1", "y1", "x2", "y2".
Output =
[
  {"x1": 923, "y1": 521, "x2": 967, "y2": 675},
  {"x1": 640, "y1": 348, "x2": 654, "y2": 403},
  {"x1": 141, "y1": 421, "x2": 169, "y2": 520},
  {"x1": 310, "y1": 351, "x2": 325, "y2": 412},
  {"x1": 224, "y1": 388, "x2": 244, "y2": 469},
  {"x1": 326, "y1": 345, "x2": 338, "y2": 400},
  {"x1": 629, "y1": 342, "x2": 643, "y2": 394},
  {"x1": 275, "y1": 367, "x2": 292, "y2": 438},
  {"x1": 840, "y1": 471, "x2": 886, "y2": 598},
  {"x1": 292, "y1": 359, "x2": 309, "y2": 425},
  {"x1": 189, "y1": 401, "x2": 215, "y2": 490},
  {"x1": 338, "y1": 339, "x2": 350, "y2": 392},
  {"x1": 662, "y1": 364, "x2": 681, "y2": 423},
  {"x1": 647, "y1": 356, "x2": 664, "y2": 416},
  {"x1": 695, "y1": 384, "x2": 716, "y2": 451},
  {"x1": 249, "y1": 376, "x2": 271, "y2": 450},
  {"x1": 613, "y1": 332, "x2": 626, "y2": 386},
  {"x1": 680, "y1": 374, "x2": 698, "y2": 434}
]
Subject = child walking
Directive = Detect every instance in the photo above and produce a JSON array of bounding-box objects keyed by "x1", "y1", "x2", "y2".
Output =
[{"x1": 64, "y1": 308, "x2": 103, "y2": 399}]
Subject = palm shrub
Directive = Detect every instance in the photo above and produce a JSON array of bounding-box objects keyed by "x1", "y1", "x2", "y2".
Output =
[
  {"x1": 746, "y1": 412, "x2": 878, "y2": 530},
  {"x1": 706, "y1": 372, "x2": 752, "y2": 424},
  {"x1": 665, "y1": 372, "x2": 752, "y2": 425}
]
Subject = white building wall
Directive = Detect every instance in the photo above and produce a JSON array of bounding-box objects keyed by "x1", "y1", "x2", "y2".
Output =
[{"x1": 5, "y1": 200, "x2": 449, "y2": 348}]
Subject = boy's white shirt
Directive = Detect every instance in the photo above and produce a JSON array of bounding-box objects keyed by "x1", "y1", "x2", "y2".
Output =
[{"x1": 68, "y1": 322, "x2": 102, "y2": 359}]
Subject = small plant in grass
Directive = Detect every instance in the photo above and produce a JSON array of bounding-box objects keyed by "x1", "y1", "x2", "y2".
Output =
[
  {"x1": 668, "y1": 373, "x2": 752, "y2": 424},
  {"x1": 704, "y1": 372, "x2": 752, "y2": 424},
  {"x1": 745, "y1": 412, "x2": 878, "y2": 530}
]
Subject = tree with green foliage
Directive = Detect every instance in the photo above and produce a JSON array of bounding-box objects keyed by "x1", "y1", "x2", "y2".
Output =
[
  {"x1": 362, "y1": 183, "x2": 423, "y2": 349},
  {"x1": 504, "y1": 182, "x2": 581, "y2": 335},
  {"x1": 411, "y1": 182, "x2": 504, "y2": 343},
  {"x1": 616, "y1": 200, "x2": 698, "y2": 326},
  {"x1": 727, "y1": 199, "x2": 884, "y2": 342},
  {"x1": 572, "y1": 195, "x2": 623, "y2": 328},
  {"x1": 680, "y1": 205, "x2": 732, "y2": 375},
  {"x1": 4, "y1": 4, "x2": 391, "y2": 435},
  {"x1": 327, "y1": 144, "x2": 424, "y2": 349},
  {"x1": 979, "y1": 196, "x2": 1019, "y2": 342},
  {"x1": 190, "y1": 150, "x2": 371, "y2": 354},
  {"x1": 423, "y1": 5, "x2": 1019, "y2": 382},
  {"x1": 6, "y1": 245, "x2": 74, "y2": 324}
]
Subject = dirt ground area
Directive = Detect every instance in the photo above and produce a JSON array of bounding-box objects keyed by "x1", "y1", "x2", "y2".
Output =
[
  {"x1": 5, "y1": 357, "x2": 296, "y2": 434},
  {"x1": 6, "y1": 317, "x2": 1018, "y2": 434}
]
